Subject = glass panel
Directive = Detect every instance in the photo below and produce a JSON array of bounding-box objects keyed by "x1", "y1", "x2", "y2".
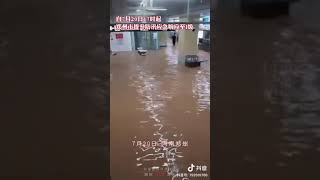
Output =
[{"x1": 134, "y1": 31, "x2": 159, "y2": 50}]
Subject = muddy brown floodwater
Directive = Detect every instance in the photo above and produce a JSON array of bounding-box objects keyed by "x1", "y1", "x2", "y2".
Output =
[{"x1": 111, "y1": 45, "x2": 210, "y2": 180}]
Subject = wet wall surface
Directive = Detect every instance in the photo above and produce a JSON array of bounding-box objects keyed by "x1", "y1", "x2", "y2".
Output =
[
  {"x1": 214, "y1": 1, "x2": 320, "y2": 180},
  {"x1": 0, "y1": 1, "x2": 108, "y2": 179},
  {"x1": 111, "y1": 47, "x2": 210, "y2": 179}
]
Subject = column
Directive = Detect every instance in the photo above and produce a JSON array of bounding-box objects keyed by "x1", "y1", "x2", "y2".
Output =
[{"x1": 177, "y1": 15, "x2": 200, "y2": 63}]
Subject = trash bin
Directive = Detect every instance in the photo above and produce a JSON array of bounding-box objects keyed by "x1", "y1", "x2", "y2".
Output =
[{"x1": 185, "y1": 55, "x2": 201, "y2": 67}]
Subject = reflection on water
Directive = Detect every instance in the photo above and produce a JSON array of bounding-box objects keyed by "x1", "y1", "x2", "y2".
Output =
[
  {"x1": 193, "y1": 69, "x2": 210, "y2": 112},
  {"x1": 130, "y1": 66, "x2": 183, "y2": 178},
  {"x1": 111, "y1": 46, "x2": 210, "y2": 179}
]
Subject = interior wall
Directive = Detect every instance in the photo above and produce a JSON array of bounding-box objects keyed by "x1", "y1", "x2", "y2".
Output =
[{"x1": 110, "y1": 32, "x2": 133, "y2": 52}]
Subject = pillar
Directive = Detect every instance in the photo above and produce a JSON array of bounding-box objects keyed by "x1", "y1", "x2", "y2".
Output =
[{"x1": 177, "y1": 15, "x2": 200, "y2": 63}]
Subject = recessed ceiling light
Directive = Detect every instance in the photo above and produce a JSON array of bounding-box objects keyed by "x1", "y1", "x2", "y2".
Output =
[{"x1": 146, "y1": 8, "x2": 167, "y2": 11}]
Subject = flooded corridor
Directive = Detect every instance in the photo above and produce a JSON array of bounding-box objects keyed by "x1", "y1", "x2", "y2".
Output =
[{"x1": 110, "y1": 46, "x2": 210, "y2": 179}]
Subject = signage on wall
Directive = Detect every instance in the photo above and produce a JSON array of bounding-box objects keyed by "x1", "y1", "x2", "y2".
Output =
[
  {"x1": 115, "y1": 33, "x2": 124, "y2": 39},
  {"x1": 199, "y1": 24, "x2": 210, "y2": 31},
  {"x1": 199, "y1": 16, "x2": 210, "y2": 30},
  {"x1": 203, "y1": 16, "x2": 210, "y2": 23}
]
